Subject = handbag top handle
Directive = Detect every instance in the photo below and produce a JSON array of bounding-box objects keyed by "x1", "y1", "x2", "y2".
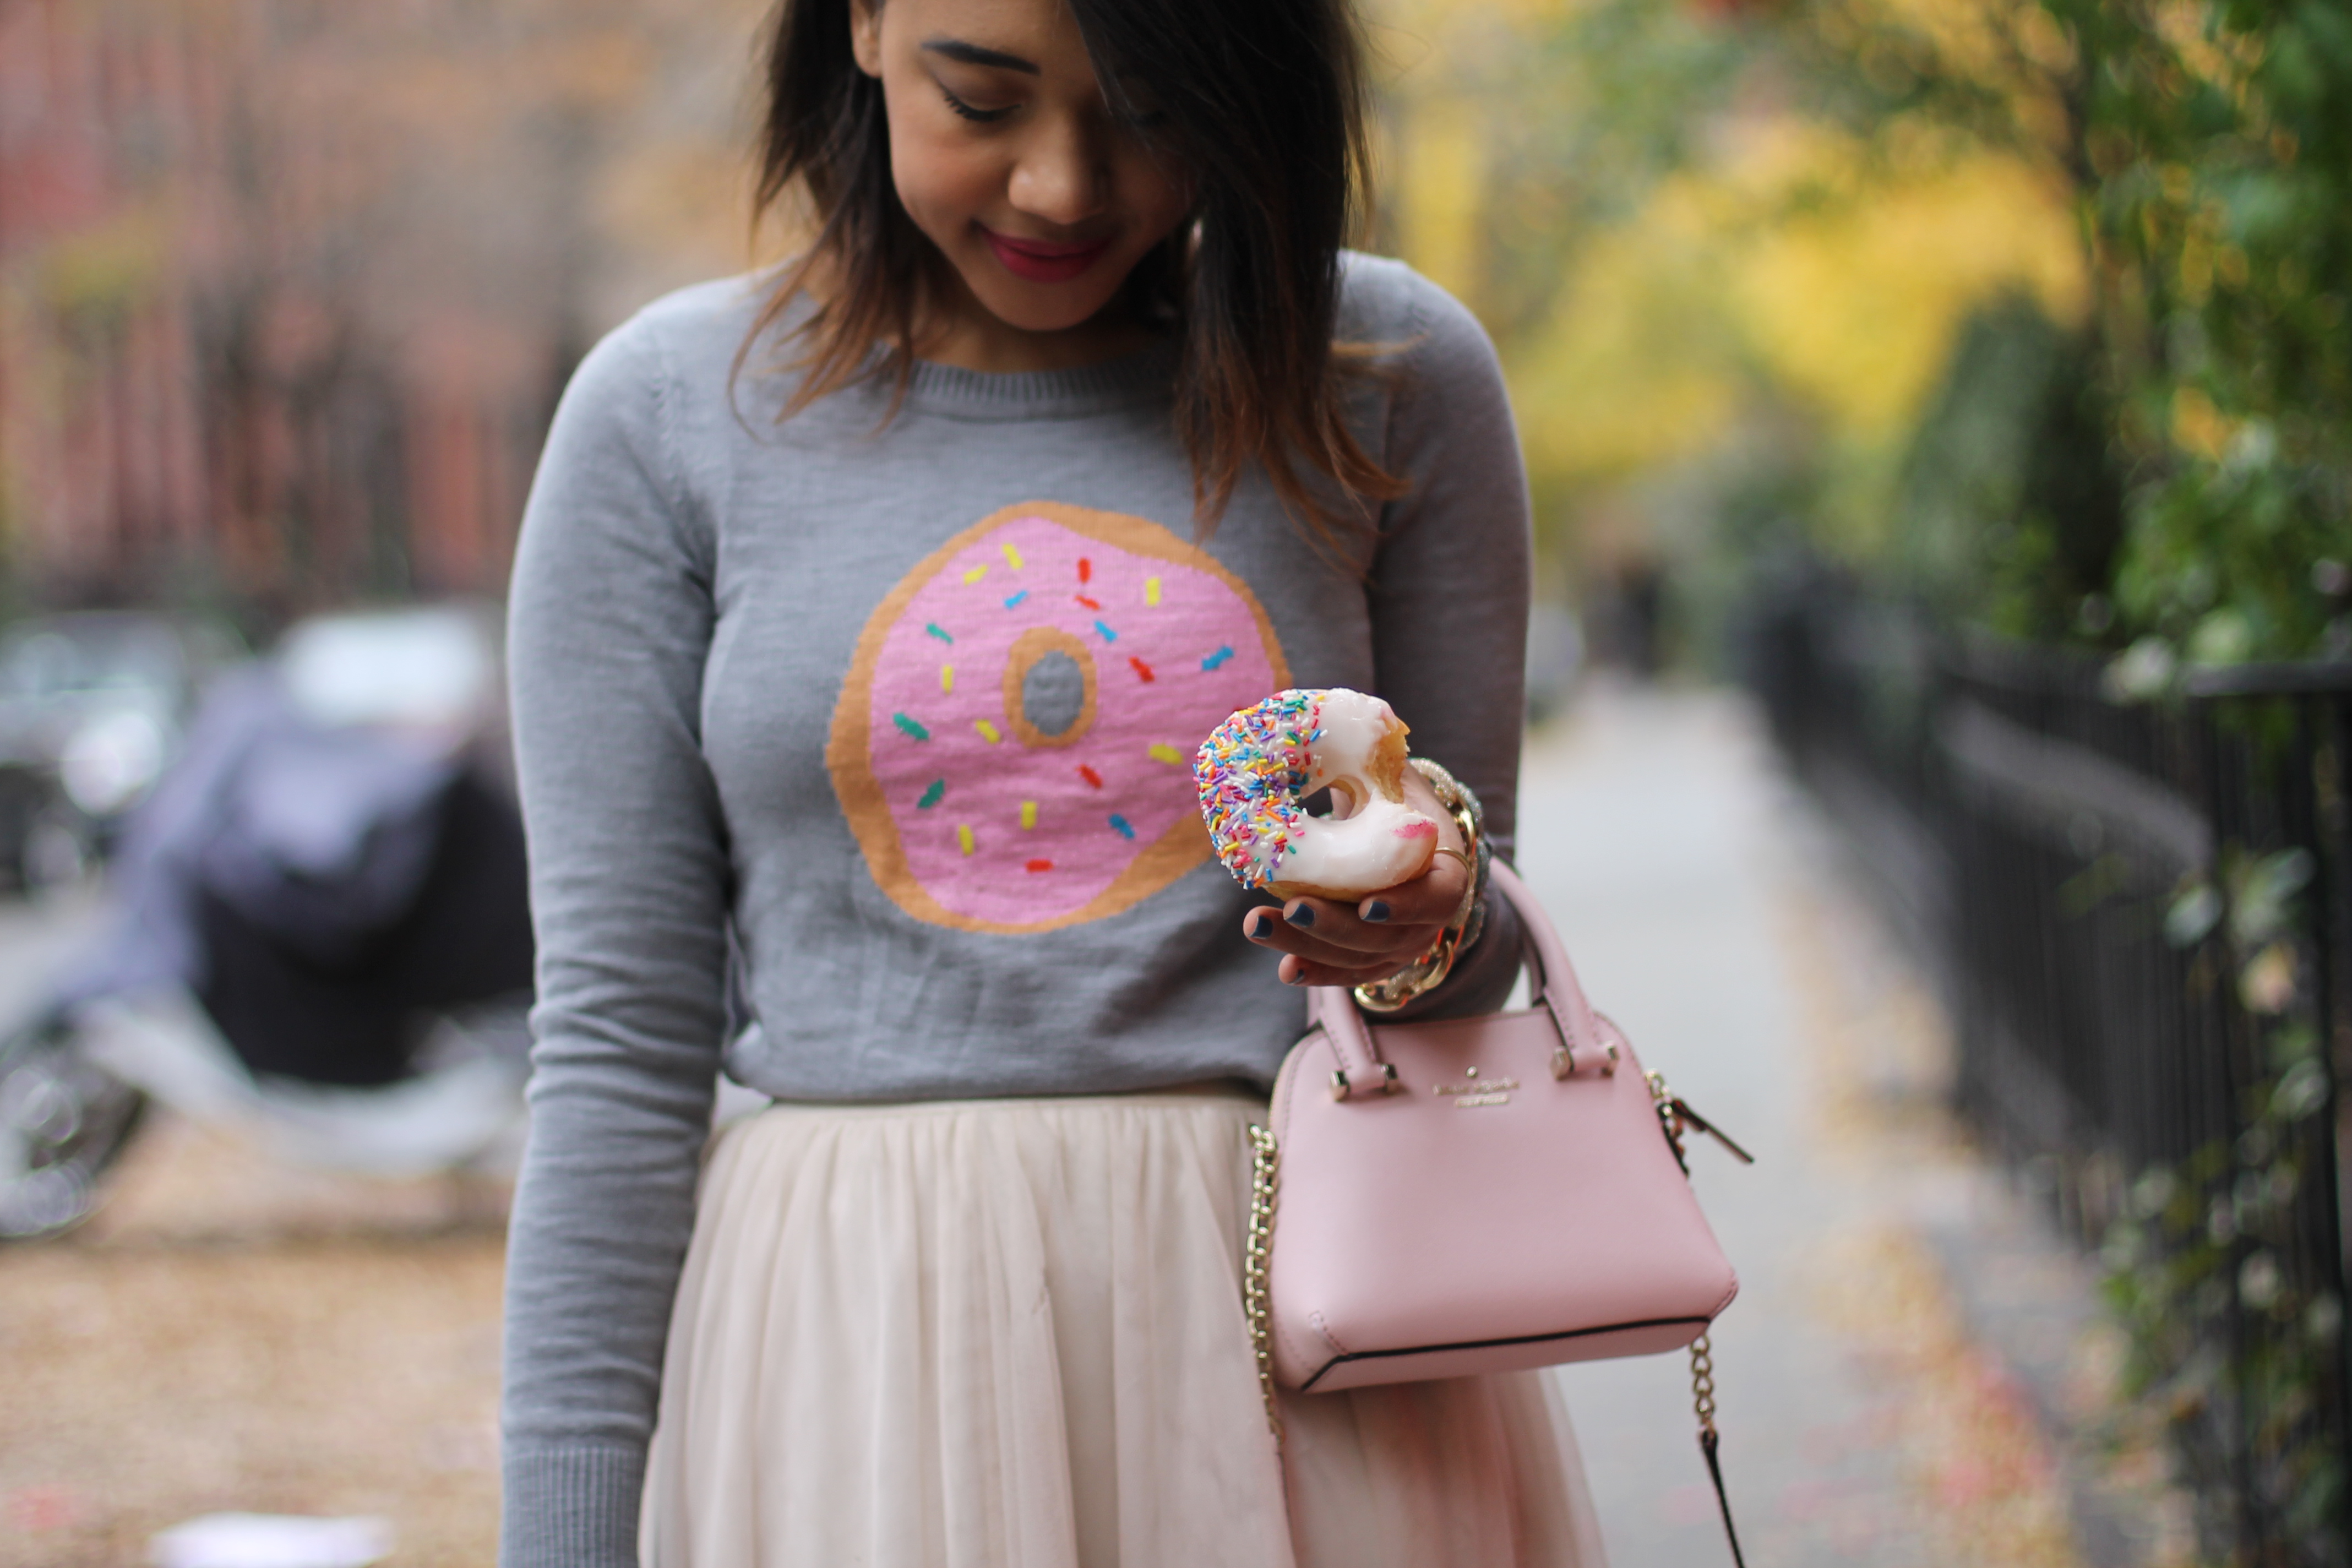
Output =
[{"x1": 1308, "y1": 861, "x2": 1604, "y2": 1088}]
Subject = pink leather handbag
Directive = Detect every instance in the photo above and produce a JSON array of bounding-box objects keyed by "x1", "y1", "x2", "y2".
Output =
[{"x1": 1245, "y1": 860, "x2": 1754, "y2": 1558}]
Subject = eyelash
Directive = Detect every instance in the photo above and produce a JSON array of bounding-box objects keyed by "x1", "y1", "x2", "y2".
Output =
[{"x1": 939, "y1": 87, "x2": 1015, "y2": 124}]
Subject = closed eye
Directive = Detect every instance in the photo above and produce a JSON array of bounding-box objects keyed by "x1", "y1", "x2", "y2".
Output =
[{"x1": 940, "y1": 85, "x2": 1016, "y2": 123}]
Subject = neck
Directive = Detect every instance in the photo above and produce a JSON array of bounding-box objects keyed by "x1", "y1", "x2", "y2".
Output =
[{"x1": 911, "y1": 267, "x2": 1158, "y2": 375}]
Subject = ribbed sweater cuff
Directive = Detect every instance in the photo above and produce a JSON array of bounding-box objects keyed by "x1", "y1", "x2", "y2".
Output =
[{"x1": 501, "y1": 1443, "x2": 645, "y2": 1568}]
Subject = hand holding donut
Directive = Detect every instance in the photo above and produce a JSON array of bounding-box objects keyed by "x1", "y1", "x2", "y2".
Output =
[
  {"x1": 1193, "y1": 689, "x2": 1477, "y2": 990},
  {"x1": 1246, "y1": 762, "x2": 1472, "y2": 987}
]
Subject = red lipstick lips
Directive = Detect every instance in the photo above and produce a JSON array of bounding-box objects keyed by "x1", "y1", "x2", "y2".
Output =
[{"x1": 983, "y1": 227, "x2": 1112, "y2": 284}]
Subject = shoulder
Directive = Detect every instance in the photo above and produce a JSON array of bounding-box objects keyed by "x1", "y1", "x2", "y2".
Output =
[
  {"x1": 562, "y1": 274, "x2": 771, "y2": 416},
  {"x1": 1335, "y1": 252, "x2": 1511, "y2": 447},
  {"x1": 1345, "y1": 248, "x2": 1505, "y2": 402},
  {"x1": 1335, "y1": 251, "x2": 1499, "y2": 374},
  {"x1": 525, "y1": 279, "x2": 777, "y2": 568}
]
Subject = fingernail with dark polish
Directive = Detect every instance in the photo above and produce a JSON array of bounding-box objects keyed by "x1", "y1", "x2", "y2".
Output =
[
  {"x1": 1284, "y1": 903, "x2": 1315, "y2": 928},
  {"x1": 1282, "y1": 968, "x2": 1308, "y2": 985},
  {"x1": 1363, "y1": 900, "x2": 1391, "y2": 923},
  {"x1": 1246, "y1": 914, "x2": 1270, "y2": 940}
]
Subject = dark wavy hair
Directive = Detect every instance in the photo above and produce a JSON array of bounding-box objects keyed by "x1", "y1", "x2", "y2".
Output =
[{"x1": 743, "y1": 0, "x2": 1402, "y2": 535}]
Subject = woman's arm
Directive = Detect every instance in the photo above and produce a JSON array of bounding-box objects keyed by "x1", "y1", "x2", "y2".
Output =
[
  {"x1": 499, "y1": 316, "x2": 732, "y2": 1568},
  {"x1": 1244, "y1": 265, "x2": 1531, "y2": 1015}
]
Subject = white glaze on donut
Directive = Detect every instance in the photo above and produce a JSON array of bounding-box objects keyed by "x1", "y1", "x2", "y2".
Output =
[{"x1": 1194, "y1": 688, "x2": 1440, "y2": 899}]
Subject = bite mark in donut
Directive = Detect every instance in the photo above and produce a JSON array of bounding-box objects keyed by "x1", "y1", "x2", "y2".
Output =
[
  {"x1": 1194, "y1": 688, "x2": 1440, "y2": 900},
  {"x1": 827, "y1": 501, "x2": 1289, "y2": 933}
]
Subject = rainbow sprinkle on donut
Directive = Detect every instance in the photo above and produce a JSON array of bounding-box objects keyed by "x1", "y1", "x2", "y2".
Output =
[{"x1": 1193, "y1": 690, "x2": 1326, "y2": 889}]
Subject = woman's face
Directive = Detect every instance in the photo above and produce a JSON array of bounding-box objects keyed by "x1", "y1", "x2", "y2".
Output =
[{"x1": 850, "y1": 0, "x2": 1190, "y2": 347}]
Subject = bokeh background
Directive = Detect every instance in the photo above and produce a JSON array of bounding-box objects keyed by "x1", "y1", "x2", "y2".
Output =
[{"x1": 2, "y1": 0, "x2": 2346, "y2": 1564}]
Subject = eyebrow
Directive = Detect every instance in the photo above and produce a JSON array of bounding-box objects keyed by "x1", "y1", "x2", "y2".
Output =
[{"x1": 920, "y1": 38, "x2": 1041, "y2": 74}]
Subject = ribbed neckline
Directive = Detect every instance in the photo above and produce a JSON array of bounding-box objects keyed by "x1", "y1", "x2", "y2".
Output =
[{"x1": 896, "y1": 338, "x2": 1178, "y2": 420}]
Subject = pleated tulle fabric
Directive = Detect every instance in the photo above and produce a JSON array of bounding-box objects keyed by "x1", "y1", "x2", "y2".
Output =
[{"x1": 639, "y1": 1087, "x2": 1609, "y2": 1568}]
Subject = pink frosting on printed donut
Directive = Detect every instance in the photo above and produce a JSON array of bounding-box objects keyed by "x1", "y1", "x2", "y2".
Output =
[{"x1": 827, "y1": 501, "x2": 1290, "y2": 933}]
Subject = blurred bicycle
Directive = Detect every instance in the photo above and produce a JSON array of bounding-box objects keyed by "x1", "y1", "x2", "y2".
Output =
[
  {"x1": 0, "y1": 603, "x2": 535, "y2": 1240},
  {"x1": 0, "y1": 611, "x2": 243, "y2": 892}
]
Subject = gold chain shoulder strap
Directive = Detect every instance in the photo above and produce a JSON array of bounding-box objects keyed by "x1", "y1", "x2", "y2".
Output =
[
  {"x1": 1649, "y1": 1072, "x2": 1749, "y2": 1568},
  {"x1": 1244, "y1": 1123, "x2": 1284, "y2": 1451}
]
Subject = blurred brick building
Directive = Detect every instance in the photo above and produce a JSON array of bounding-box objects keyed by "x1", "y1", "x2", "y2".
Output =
[{"x1": 0, "y1": 0, "x2": 738, "y2": 620}]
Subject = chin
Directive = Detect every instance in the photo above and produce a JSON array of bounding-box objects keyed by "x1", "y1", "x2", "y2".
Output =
[{"x1": 967, "y1": 277, "x2": 1124, "y2": 337}]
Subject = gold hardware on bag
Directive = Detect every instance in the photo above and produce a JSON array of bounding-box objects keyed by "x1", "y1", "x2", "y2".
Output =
[
  {"x1": 1550, "y1": 1038, "x2": 1620, "y2": 1080},
  {"x1": 1244, "y1": 1124, "x2": 1283, "y2": 1449}
]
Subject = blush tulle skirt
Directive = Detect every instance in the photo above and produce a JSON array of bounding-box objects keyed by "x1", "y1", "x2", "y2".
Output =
[{"x1": 639, "y1": 1085, "x2": 1609, "y2": 1568}]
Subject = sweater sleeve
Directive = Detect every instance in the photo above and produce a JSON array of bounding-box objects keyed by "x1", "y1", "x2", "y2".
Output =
[
  {"x1": 1366, "y1": 269, "x2": 1532, "y2": 1019},
  {"x1": 498, "y1": 315, "x2": 731, "y2": 1568}
]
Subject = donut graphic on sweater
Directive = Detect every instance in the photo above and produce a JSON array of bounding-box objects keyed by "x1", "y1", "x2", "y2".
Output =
[{"x1": 827, "y1": 500, "x2": 1289, "y2": 933}]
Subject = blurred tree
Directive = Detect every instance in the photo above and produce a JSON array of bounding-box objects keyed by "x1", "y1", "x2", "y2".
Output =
[
  {"x1": 1891, "y1": 293, "x2": 2123, "y2": 640},
  {"x1": 1782, "y1": 0, "x2": 2352, "y2": 662},
  {"x1": 1365, "y1": 0, "x2": 2091, "y2": 678},
  {"x1": 0, "y1": 0, "x2": 763, "y2": 621}
]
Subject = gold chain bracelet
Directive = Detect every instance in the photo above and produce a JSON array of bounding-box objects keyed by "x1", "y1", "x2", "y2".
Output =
[{"x1": 1354, "y1": 758, "x2": 1487, "y2": 1013}]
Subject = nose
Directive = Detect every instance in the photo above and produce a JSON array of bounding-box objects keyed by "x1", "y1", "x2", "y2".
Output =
[{"x1": 1008, "y1": 110, "x2": 1109, "y2": 228}]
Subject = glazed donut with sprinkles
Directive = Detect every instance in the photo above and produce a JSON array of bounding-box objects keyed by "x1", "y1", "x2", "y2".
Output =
[{"x1": 1193, "y1": 687, "x2": 1440, "y2": 900}]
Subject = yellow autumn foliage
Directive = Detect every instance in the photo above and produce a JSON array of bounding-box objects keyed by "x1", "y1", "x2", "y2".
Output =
[
  {"x1": 1372, "y1": 0, "x2": 2092, "y2": 530},
  {"x1": 1725, "y1": 129, "x2": 2088, "y2": 442}
]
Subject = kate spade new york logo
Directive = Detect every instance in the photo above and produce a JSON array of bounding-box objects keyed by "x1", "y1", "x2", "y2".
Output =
[{"x1": 1431, "y1": 1065, "x2": 1517, "y2": 1108}]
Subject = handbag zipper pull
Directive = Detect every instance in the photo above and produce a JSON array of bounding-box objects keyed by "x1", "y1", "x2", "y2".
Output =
[
  {"x1": 1669, "y1": 1097, "x2": 1755, "y2": 1166},
  {"x1": 1645, "y1": 1071, "x2": 1756, "y2": 1167}
]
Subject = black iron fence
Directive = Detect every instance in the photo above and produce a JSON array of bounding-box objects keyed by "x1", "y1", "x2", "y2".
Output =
[{"x1": 1743, "y1": 573, "x2": 2352, "y2": 1567}]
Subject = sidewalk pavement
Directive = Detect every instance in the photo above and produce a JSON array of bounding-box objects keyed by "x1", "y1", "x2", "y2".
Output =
[{"x1": 1519, "y1": 684, "x2": 2194, "y2": 1568}]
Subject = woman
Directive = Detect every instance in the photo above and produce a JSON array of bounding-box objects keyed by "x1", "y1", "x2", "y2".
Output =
[{"x1": 499, "y1": 0, "x2": 1607, "y2": 1562}]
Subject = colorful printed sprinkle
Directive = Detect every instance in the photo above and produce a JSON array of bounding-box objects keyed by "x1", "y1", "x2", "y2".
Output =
[
  {"x1": 1004, "y1": 590, "x2": 1029, "y2": 609},
  {"x1": 974, "y1": 719, "x2": 1003, "y2": 744},
  {"x1": 925, "y1": 623, "x2": 955, "y2": 644},
  {"x1": 1020, "y1": 801, "x2": 1038, "y2": 829},
  {"x1": 1094, "y1": 620, "x2": 1118, "y2": 643},
  {"x1": 1145, "y1": 576, "x2": 1162, "y2": 606},
  {"x1": 917, "y1": 779, "x2": 946, "y2": 809},
  {"x1": 1147, "y1": 743, "x2": 1184, "y2": 765},
  {"x1": 1074, "y1": 594, "x2": 1102, "y2": 611},
  {"x1": 1202, "y1": 646, "x2": 1235, "y2": 672},
  {"x1": 1077, "y1": 557, "x2": 1093, "y2": 584},
  {"x1": 1191, "y1": 689, "x2": 1325, "y2": 889},
  {"x1": 1001, "y1": 543, "x2": 1025, "y2": 569},
  {"x1": 1078, "y1": 765, "x2": 1103, "y2": 789},
  {"x1": 1026, "y1": 858, "x2": 1054, "y2": 873},
  {"x1": 957, "y1": 824, "x2": 976, "y2": 856},
  {"x1": 940, "y1": 665, "x2": 955, "y2": 693},
  {"x1": 893, "y1": 712, "x2": 932, "y2": 741},
  {"x1": 1129, "y1": 656, "x2": 1156, "y2": 683},
  {"x1": 1108, "y1": 814, "x2": 1136, "y2": 840},
  {"x1": 962, "y1": 565, "x2": 989, "y2": 585}
]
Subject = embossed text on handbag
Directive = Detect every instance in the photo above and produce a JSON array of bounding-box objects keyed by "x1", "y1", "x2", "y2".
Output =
[{"x1": 1245, "y1": 859, "x2": 1755, "y2": 1560}]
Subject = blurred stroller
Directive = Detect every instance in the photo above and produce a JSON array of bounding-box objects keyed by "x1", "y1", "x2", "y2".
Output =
[{"x1": 0, "y1": 604, "x2": 535, "y2": 1239}]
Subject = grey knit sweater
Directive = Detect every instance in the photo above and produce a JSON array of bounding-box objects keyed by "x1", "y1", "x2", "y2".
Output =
[{"x1": 499, "y1": 252, "x2": 1532, "y2": 1565}]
